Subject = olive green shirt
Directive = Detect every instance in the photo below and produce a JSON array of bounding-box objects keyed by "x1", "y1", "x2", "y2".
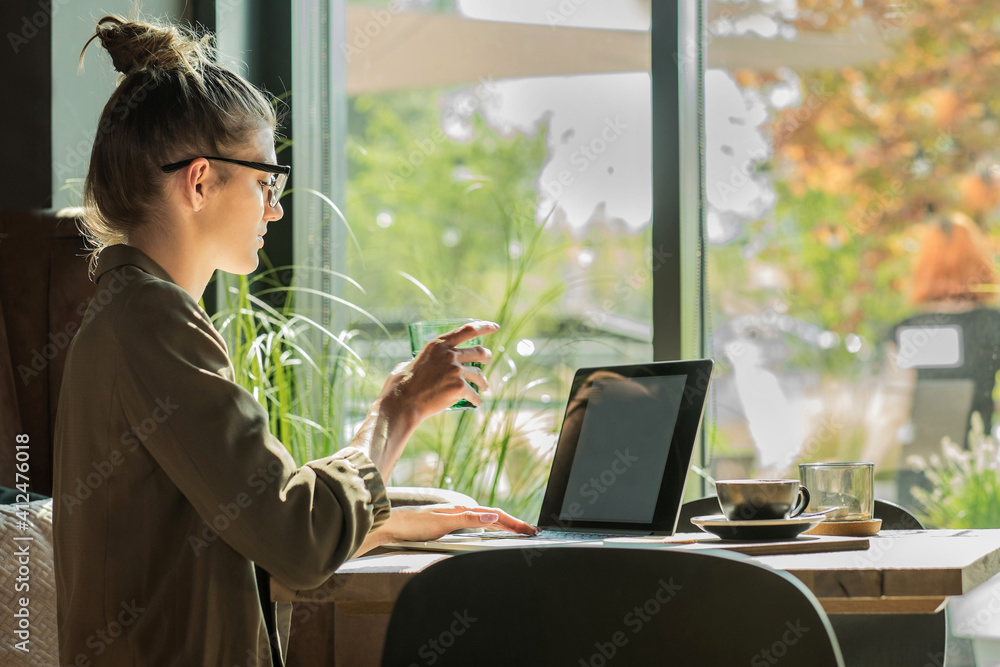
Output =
[{"x1": 53, "y1": 244, "x2": 390, "y2": 666}]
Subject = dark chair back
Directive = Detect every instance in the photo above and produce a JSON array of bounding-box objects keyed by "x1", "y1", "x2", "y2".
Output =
[
  {"x1": 873, "y1": 498, "x2": 925, "y2": 530},
  {"x1": 0, "y1": 209, "x2": 93, "y2": 495},
  {"x1": 676, "y1": 495, "x2": 721, "y2": 533},
  {"x1": 381, "y1": 547, "x2": 844, "y2": 667}
]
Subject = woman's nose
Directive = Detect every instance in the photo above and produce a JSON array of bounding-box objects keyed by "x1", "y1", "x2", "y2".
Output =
[{"x1": 266, "y1": 200, "x2": 284, "y2": 222}]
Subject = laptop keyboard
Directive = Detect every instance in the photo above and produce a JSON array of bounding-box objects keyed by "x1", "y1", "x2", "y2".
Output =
[
  {"x1": 539, "y1": 530, "x2": 619, "y2": 540},
  {"x1": 456, "y1": 530, "x2": 618, "y2": 541}
]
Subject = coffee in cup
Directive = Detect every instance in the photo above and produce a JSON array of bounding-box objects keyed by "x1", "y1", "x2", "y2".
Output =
[{"x1": 715, "y1": 479, "x2": 810, "y2": 521}]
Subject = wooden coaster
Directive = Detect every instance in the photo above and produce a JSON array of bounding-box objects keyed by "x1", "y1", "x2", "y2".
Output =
[{"x1": 804, "y1": 518, "x2": 882, "y2": 537}]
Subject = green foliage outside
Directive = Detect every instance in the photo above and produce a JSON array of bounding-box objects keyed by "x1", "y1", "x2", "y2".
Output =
[
  {"x1": 709, "y1": 2, "x2": 1000, "y2": 480},
  {"x1": 211, "y1": 260, "x2": 379, "y2": 466},
  {"x1": 745, "y1": 2, "x2": 1000, "y2": 371},
  {"x1": 343, "y1": 89, "x2": 650, "y2": 330}
]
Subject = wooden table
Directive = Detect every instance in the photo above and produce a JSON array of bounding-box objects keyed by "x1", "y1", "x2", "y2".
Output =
[
  {"x1": 756, "y1": 529, "x2": 1000, "y2": 614},
  {"x1": 273, "y1": 529, "x2": 1000, "y2": 666}
]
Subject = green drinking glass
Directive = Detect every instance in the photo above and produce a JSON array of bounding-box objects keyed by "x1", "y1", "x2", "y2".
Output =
[{"x1": 407, "y1": 319, "x2": 484, "y2": 410}]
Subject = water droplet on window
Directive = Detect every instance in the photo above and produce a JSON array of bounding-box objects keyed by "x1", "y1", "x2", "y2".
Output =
[{"x1": 442, "y1": 228, "x2": 461, "y2": 247}]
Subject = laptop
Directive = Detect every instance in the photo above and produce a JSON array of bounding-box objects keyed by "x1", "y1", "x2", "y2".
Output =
[{"x1": 385, "y1": 359, "x2": 714, "y2": 552}]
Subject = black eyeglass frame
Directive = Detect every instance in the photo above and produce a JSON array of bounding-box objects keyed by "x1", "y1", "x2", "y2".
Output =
[{"x1": 160, "y1": 156, "x2": 291, "y2": 208}]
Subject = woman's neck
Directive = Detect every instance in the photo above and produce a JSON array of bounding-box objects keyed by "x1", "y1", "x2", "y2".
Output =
[{"x1": 129, "y1": 229, "x2": 215, "y2": 302}]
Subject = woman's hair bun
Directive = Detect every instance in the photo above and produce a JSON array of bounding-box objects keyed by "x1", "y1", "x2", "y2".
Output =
[{"x1": 83, "y1": 15, "x2": 209, "y2": 76}]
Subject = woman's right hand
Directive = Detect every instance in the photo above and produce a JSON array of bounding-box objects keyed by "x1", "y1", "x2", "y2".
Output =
[
  {"x1": 382, "y1": 320, "x2": 499, "y2": 420},
  {"x1": 352, "y1": 320, "x2": 499, "y2": 478}
]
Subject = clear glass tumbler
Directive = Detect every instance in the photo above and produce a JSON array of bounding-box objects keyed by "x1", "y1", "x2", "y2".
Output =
[{"x1": 798, "y1": 462, "x2": 874, "y2": 522}]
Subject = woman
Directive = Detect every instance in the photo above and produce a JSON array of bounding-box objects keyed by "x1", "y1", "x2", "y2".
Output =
[{"x1": 53, "y1": 15, "x2": 535, "y2": 666}]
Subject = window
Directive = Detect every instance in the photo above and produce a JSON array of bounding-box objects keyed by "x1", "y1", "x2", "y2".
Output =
[{"x1": 702, "y1": 1, "x2": 1000, "y2": 524}]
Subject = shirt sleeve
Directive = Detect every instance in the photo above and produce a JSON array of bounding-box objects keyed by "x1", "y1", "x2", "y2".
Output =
[{"x1": 113, "y1": 276, "x2": 390, "y2": 590}]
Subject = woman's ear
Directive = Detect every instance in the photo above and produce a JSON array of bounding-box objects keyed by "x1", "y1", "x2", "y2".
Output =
[{"x1": 180, "y1": 158, "x2": 212, "y2": 212}]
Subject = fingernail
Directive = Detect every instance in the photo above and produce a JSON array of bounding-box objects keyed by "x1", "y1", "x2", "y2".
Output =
[{"x1": 480, "y1": 513, "x2": 499, "y2": 523}]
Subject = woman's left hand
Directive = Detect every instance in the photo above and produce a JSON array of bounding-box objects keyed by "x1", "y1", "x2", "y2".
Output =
[{"x1": 355, "y1": 504, "x2": 538, "y2": 556}]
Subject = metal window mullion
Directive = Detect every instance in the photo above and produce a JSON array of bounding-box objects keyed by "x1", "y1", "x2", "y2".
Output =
[
  {"x1": 652, "y1": 0, "x2": 707, "y2": 492},
  {"x1": 292, "y1": 0, "x2": 348, "y2": 457}
]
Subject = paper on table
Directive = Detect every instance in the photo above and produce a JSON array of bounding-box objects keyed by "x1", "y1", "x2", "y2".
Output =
[
  {"x1": 603, "y1": 534, "x2": 871, "y2": 556},
  {"x1": 604, "y1": 534, "x2": 701, "y2": 545}
]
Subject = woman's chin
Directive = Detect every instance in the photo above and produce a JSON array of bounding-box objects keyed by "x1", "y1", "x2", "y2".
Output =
[{"x1": 220, "y1": 256, "x2": 260, "y2": 276}]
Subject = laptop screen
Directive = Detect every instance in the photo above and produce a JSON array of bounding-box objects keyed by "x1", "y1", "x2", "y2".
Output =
[{"x1": 538, "y1": 360, "x2": 713, "y2": 535}]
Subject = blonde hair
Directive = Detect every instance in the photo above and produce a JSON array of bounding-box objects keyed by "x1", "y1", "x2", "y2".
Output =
[
  {"x1": 79, "y1": 15, "x2": 278, "y2": 274},
  {"x1": 909, "y1": 212, "x2": 998, "y2": 304}
]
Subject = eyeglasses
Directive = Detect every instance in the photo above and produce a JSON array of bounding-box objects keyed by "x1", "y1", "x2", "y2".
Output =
[{"x1": 160, "y1": 156, "x2": 291, "y2": 208}]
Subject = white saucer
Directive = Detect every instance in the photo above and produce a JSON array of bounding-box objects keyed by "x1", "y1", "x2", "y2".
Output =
[{"x1": 691, "y1": 512, "x2": 830, "y2": 541}]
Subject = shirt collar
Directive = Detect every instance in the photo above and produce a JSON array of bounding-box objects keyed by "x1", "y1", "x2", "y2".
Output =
[{"x1": 92, "y1": 244, "x2": 177, "y2": 285}]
